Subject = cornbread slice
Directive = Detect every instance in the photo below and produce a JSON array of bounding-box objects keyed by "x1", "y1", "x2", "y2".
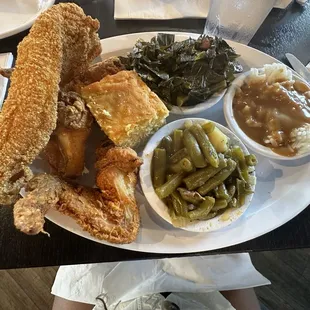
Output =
[{"x1": 81, "y1": 70, "x2": 169, "y2": 148}]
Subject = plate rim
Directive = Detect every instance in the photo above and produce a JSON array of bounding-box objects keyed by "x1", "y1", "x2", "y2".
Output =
[
  {"x1": 0, "y1": 0, "x2": 55, "y2": 40},
  {"x1": 44, "y1": 31, "x2": 310, "y2": 254}
]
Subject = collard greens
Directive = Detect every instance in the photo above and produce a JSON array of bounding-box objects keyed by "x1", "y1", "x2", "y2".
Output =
[{"x1": 120, "y1": 33, "x2": 242, "y2": 108}]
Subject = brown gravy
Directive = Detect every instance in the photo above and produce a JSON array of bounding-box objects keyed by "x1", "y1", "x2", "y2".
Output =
[{"x1": 233, "y1": 80, "x2": 310, "y2": 156}]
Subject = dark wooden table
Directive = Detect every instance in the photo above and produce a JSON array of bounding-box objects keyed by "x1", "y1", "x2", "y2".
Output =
[{"x1": 0, "y1": 0, "x2": 309, "y2": 270}]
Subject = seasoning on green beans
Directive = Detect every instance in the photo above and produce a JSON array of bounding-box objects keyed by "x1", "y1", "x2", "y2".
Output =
[
  {"x1": 198, "y1": 159, "x2": 237, "y2": 196},
  {"x1": 187, "y1": 197, "x2": 215, "y2": 220},
  {"x1": 169, "y1": 158, "x2": 193, "y2": 173},
  {"x1": 190, "y1": 124, "x2": 219, "y2": 168},
  {"x1": 212, "y1": 199, "x2": 228, "y2": 211},
  {"x1": 155, "y1": 172, "x2": 185, "y2": 199},
  {"x1": 160, "y1": 136, "x2": 174, "y2": 157},
  {"x1": 172, "y1": 129, "x2": 183, "y2": 153},
  {"x1": 214, "y1": 183, "x2": 229, "y2": 200},
  {"x1": 169, "y1": 148, "x2": 188, "y2": 164},
  {"x1": 177, "y1": 188, "x2": 205, "y2": 204},
  {"x1": 183, "y1": 157, "x2": 227, "y2": 190},
  {"x1": 245, "y1": 154, "x2": 258, "y2": 166},
  {"x1": 202, "y1": 121, "x2": 215, "y2": 134},
  {"x1": 183, "y1": 129, "x2": 207, "y2": 168},
  {"x1": 232, "y1": 146, "x2": 249, "y2": 182},
  {"x1": 171, "y1": 191, "x2": 188, "y2": 216},
  {"x1": 152, "y1": 148, "x2": 167, "y2": 188}
]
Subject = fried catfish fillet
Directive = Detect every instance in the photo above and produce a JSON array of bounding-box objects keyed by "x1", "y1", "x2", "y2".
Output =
[{"x1": 0, "y1": 3, "x2": 101, "y2": 205}]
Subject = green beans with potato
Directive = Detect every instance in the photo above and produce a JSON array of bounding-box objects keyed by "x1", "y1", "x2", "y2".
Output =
[{"x1": 151, "y1": 120, "x2": 257, "y2": 227}]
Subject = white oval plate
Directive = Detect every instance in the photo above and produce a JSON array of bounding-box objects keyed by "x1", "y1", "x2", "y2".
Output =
[
  {"x1": 140, "y1": 118, "x2": 255, "y2": 232},
  {"x1": 0, "y1": 0, "x2": 55, "y2": 40},
  {"x1": 224, "y1": 70, "x2": 310, "y2": 161},
  {"x1": 44, "y1": 32, "x2": 310, "y2": 254}
]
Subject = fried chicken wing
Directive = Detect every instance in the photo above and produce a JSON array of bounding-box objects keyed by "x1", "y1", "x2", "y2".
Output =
[
  {"x1": 14, "y1": 146, "x2": 143, "y2": 244},
  {"x1": 43, "y1": 92, "x2": 93, "y2": 178},
  {"x1": 64, "y1": 57, "x2": 125, "y2": 93},
  {"x1": 0, "y1": 3, "x2": 101, "y2": 205}
]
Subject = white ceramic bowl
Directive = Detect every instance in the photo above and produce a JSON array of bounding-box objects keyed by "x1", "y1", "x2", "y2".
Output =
[
  {"x1": 139, "y1": 118, "x2": 256, "y2": 233},
  {"x1": 223, "y1": 71, "x2": 310, "y2": 160},
  {"x1": 170, "y1": 89, "x2": 226, "y2": 115}
]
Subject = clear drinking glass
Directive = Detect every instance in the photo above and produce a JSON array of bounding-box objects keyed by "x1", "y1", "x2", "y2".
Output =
[{"x1": 204, "y1": 0, "x2": 276, "y2": 45}]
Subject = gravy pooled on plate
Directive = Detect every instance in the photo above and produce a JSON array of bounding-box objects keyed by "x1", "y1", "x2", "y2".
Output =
[{"x1": 233, "y1": 64, "x2": 310, "y2": 157}]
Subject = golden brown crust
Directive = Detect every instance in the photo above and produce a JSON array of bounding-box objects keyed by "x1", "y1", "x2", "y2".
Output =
[
  {"x1": 64, "y1": 57, "x2": 125, "y2": 92},
  {"x1": 81, "y1": 70, "x2": 169, "y2": 148},
  {"x1": 43, "y1": 92, "x2": 93, "y2": 178},
  {"x1": 0, "y1": 3, "x2": 101, "y2": 204},
  {"x1": 13, "y1": 146, "x2": 142, "y2": 244}
]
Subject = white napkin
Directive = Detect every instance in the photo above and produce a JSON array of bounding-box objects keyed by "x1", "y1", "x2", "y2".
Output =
[
  {"x1": 0, "y1": 53, "x2": 13, "y2": 109},
  {"x1": 114, "y1": 0, "x2": 293, "y2": 20},
  {"x1": 52, "y1": 254, "x2": 270, "y2": 308}
]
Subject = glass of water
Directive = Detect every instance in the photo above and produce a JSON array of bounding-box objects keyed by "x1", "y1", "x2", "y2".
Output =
[{"x1": 204, "y1": 0, "x2": 276, "y2": 45}]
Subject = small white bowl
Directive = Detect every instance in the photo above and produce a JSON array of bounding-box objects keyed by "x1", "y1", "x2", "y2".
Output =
[
  {"x1": 170, "y1": 89, "x2": 226, "y2": 115},
  {"x1": 139, "y1": 118, "x2": 256, "y2": 233},
  {"x1": 223, "y1": 71, "x2": 310, "y2": 160}
]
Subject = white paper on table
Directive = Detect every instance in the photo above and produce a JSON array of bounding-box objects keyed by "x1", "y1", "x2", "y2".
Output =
[
  {"x1": 51, "y1": 254, "x2": 270, "y2": 308},
  {"x1": 114, "y1": 0, "x2": 293, "y2": 20},
  {"x1": 0, "y1": 53, "x2": 13, "y2": 109}
]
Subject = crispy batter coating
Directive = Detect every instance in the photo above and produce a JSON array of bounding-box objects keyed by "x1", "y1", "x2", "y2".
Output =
[
  {"x1": 43, "y1": 92, "x2": 93, "y2": 178},
  {"x1": 14, "y1": 146, "x2": 143, "y2": 244},
  {"x1": 64, "y1": 57, "x2": 125, "y2": 93},
  {"x1": 0, "y1": 3, "x2": 101, "y2": 204}
]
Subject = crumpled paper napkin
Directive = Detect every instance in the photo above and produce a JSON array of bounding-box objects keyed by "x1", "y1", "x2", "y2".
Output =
[{"x1": 52, "y1": 254, "x2": 270, "y2": 308}]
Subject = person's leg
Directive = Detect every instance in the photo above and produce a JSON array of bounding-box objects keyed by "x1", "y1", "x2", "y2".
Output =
[
  {"x1": 221, "y1": 288, "x2": 260, "y2": 310},
  {"x1": 52, "y1": 296, "x2": 94, "y2": 310}
]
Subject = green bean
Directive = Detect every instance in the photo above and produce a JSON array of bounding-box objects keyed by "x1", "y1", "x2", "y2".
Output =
[
  {"x1": 236, "y1": 178, "x2": 246, "y2": 207},
  {"x1": 189, "y1": 124, "x2": 219, "y2": 168},
  {"x1": 177, "y1": 188, "x2": 205, "y2": 204},
  {"x1": 214, "y1": 183, "x2": 229, "y2": 200},
  {"x1": 155, "y1": 172, "x2": 185, "y2": 199},
  {"x1": 188, "y1": 197, "x2": 215, "y2": 220},
  {"x1": 228, "y1": 197, "x2": 237, "y2": 208},
  {"x1": 184, "y1": 120, "x2": 193, "y2": 129},
  {"x1": 245, "y1": 154, "x2": 258, "y2": 166},
  {"x1": 232, "y1": 147, "x2": 249, "y2": 182},
  {"x1": 183, "y1": 129, "x2": 207, "y2": 168},
  {"x1": 198, "y1": 211, "x2": 217, "y2": 220},
  {"x1": 198, "y1": 159, "x2": 237, "y2": 196},
  {"x1": 169, "y1": 148, "x2": 188, "y2": 164},
  {"x1": 212, "y1": 199, "x2": 228, "y2": 211},
  {"x1": 171, "y1": 191, "x2": 188, "y2": 216},
  {"x1": 152, "y1": 148, "x2": 167, "y2": 188},
  {"x1": 160, "y1": 136, "x2": 173, "y2": 157},
  {"x1": 201, "y1": 121, "x2": 215, "y2": 134},
  {"x1": 169, "y1": 158, "x2": 193, "y2": 173},
  {"x1": 172, "y1": 129, "x2": 184, "y2": 153},
  {"x1": 183, "y1": 157, "x2": 227, "y2": 190},
  {"x1": 227, "y1": 185, "x2": 236, "y2": 200}
]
